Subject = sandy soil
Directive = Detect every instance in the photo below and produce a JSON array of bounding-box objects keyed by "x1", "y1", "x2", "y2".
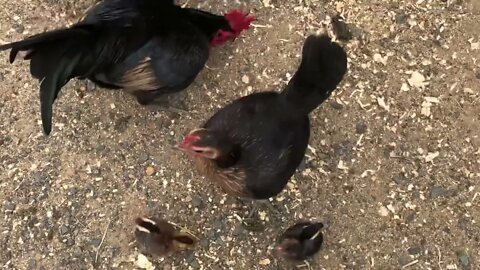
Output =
[{"x1": 0, "y1": 0, "x2": 479, "y2": 269}]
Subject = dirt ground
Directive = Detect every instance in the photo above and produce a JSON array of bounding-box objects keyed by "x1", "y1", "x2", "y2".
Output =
[{"x1": 0, "y1": 0, "x2": 479, "y2": 269}]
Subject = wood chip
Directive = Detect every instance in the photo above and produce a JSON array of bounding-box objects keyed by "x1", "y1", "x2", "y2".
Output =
[
  {"x1": 401, "y1": 83, "x2": 410, "y2": 92},
  {"x1": 378, "y1": 206, "x2": 389, "y2": 217},
  {"x1": 424, "y1": 152, "x2": 440, "y2": 163},
  {"x1": 421, "y1": 101, "x2": 432, "y2": 117},
  {"x1": 259, "y1": 258, "x2": 271, "y2": 265},
  {"x1": 407, "y1": 71, "x2": 428, "y2": 89},
  {"x1": 377, "y1": 97, "x2": 390, "y2": 111},
  {"x1": 424, "y1": 97, "x2": 439, "y2": 103},
  {"x1": 373, "y1": 53, "x2": 388, "y2": 65}
]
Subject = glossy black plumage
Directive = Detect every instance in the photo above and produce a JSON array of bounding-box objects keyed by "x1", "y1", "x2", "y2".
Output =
[
  {"x1": 0, "y1": 0, "x2": 253, "y2": 134},
  {"x1": 276, "y1": 222, "x2": 324, "y2": 261},
  {"x1": 178, "y1": 34, "x2": 348, "y2": 200}
]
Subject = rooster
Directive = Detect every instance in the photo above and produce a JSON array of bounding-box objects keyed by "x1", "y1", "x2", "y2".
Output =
[{"x1": 0, "y1": 0, "x2": 255, "y2": 134}]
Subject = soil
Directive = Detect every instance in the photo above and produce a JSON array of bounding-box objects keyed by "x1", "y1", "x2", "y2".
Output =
[{"x1": 0, "y1": 0, "x2": 479, "y2": 269}]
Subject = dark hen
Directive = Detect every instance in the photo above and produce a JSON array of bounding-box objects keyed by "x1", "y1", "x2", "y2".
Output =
[
  {"x1": 177, "y1": 35, "x2": 348, "y2": 216},
  {"x1": 0, "y1": 0, "x2": 255, "y2": 134}
]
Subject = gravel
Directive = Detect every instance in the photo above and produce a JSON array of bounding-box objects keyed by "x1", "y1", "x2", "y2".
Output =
[{"x1": 0, "y1": 0, "x2": 479, "y2": 269}]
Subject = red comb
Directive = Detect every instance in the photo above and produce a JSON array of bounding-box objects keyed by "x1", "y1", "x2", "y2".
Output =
[{"x1": 225, "y1": 9, "x2": 256, "y2": 34}]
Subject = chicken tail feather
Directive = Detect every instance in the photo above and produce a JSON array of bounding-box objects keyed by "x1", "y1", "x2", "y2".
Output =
[
  {"x1": 0, "y1": 27, "x2": 94, "y2": 134},
  {"x1": 281, "y1": 34, "x2": 348, "y2": 115}
]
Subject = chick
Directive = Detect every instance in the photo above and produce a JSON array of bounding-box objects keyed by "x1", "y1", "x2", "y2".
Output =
[
  {"x1": 276, "y1": 222, "x2": 324, "y2": 261},
  {"x1": 134, "y1": 216, "x2": 195, "y2": 257}
]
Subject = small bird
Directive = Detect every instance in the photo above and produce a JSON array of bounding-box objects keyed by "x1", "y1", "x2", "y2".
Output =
[
  {"x1": 276, "y1": 222, "x2": 324, "y2": 261},
  {"x1": 134, "y1": 216, "x2": 196, "y2": 257},
  {"x1": 331, "y1": 14, "x2": 352, "y2": 41},
  {"x1": 0, "y1": 0, "x2": 255, "y2": 134},
  {"x1": 176, "y1": 34, "x2": 348, "y2": 217}
]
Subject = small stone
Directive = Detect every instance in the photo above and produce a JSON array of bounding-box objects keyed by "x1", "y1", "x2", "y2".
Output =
[
  {"x1": 199, "y1": 238, "x2": 209, "y2": 248},
  {"x1": 185, "y1": 251, "x2": 195, "y2": 263},
  {"x1": 145, "y1": 166, "x2": 155, "y2": 176},
  {"x1": 138, "y1": 153, "x2": 149, "y2": 163},
  {"x1": 13, "y1": 23, "x2": 25, "y2": 33},
  {"x1": 136, "y1": 254, "x2": 154, "y2": 270},
  {"x1": 90, "y1": 238, "x2": 102, "y2": 247},
  {"x1": 459, "y1": 255, "x2": 470, "y2": 268},
  {"x1": 398, "y1": 254, "x2": 411, "y2": 267},
  {"x1": 191, "y1": 196, "x2": 203, "y2": 208},
  {"x1": 395, "y1": 12, "x2": 408, "y2": 25},
  {"x1": 65, "y1": 238, "x2": 75, "y2": 247},
  {"x1": 190, "y1": 259, "x2": 200, "y2": 268},
  {"x1": 27, "y1": 259, "x2": 37, "y2": 270},
  {"x1": 241, "y1": 75, "x2": 250, "y2": 84},
  {"x1": 378, "y1": 206, "x2": 389, "y2": 217},
  {"x1": 355, "y1": 122, "x2": 367, "y2": 134},
  {"x1": 408, "y1": 246, "x2": 422, "y2": 255},
  {"x1": 3, "y1": 202, "x2": 16, "y2": 211},
  {"x1": 405, "y1": 213, "x2": 416, "y2": 223},
  {"x1": 232, "y1": 225, "x2": 243, "y2": 236},
  {"x1": 430, "y1": 186, "x2": 447, "y2": 198},
  {"x1": 59, "y1": 225, "x2": 69, "y2": 235},
  {"x1": 330, "y1": 101, "x2": 344, "y2": 110},
  {"x1": 213, "y1": 220, "x2": 224, "y2": 230},
  {"x1": 86, "y1": 80, "x2": 97, "y2": 91}
]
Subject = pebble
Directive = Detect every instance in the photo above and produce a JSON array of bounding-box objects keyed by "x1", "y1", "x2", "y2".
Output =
[
  {"x1": 241, "y1": 75, "x2": 250, "y2": 84},
  {"x1": 138, "y1": 153, "x2": 149, "y2": 163},
  {"x1": 13, "y1": 23, "x2": 25, "y2": 33},
  {"x1": 3, "y1": 202, "x2": 16, "y2": 211},
  {"x1": 190, "y1": 259, "x2": 200, "y2": 269},
  {"x1": 185, "y1": 251, "x2": 195, "y2": 263},
  {"x1": 90, "y1": 238, "x2": 102, "y2": 247},
  {"x1": 330, "y1": 101, "x2": 344, "y2": 110},
  {"x1": 65, "y1": 238, "x2": 75, "y2": 247},
  {"x1": 395, "y1": 12, "x2": 408, "y2": 25},
  {"x1": 232, "y1": 225, "x2": 243, "y2": 236},
  {"x1": 355, "y1": 122, "x2": 368, "y2": 134},
  {"x1": 459, "y1": 255, "x2": 470, "y2": 268},
  {"x1": 191, "y1": 196, "x2": 203, "y2": 208},
  {"x1": 27, "y1": 259, "x2": 37, "y2": 270},
  {"x1": 145, "y1": 166, "x2": 155, "y2": 176},
  {"x1": 408, "y1": 246, "x2": 421, "y2": 255},
  {"x1": 213, "y1": 220, "x2": 224, "y2": 230},
  {"x1": 199, "y1": 238, "x2": 209, "y2": 248},
  {"x1": 59, "y1": 225, "x2": 69, "y2": 235},
  {"x1": 430, "y1": 186, "x2": 447, "y2": 198},
  {"x1": 398, "y1": 254, "x2": 412, "y2": 267}
]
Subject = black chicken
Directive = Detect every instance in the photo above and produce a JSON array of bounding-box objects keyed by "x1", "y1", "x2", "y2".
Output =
[
  {"x1": 176, "y1": 34, "x2": 348, "y2": 216},
  {"x1": 276, "y1": 221, "x2": 324, "y2": 261},
  {"x1": 0, "y1": 0, "x2": 255, "y2": 134},
  {"x1": 134, "y1": 216, "x2": 196, "y2": 257}
]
